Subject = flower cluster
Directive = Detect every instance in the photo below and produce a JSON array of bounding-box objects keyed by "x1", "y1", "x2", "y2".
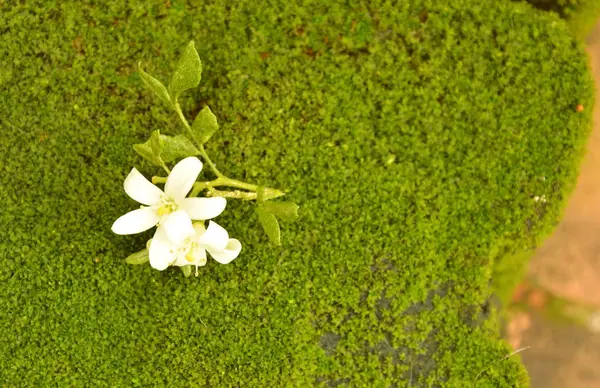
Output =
[
  {"x1": 112, "y1": 41, "x2": 297, "y2": 277},
  {"x1": 112, "y1": 157, "x2": 241, "y2": 272}
]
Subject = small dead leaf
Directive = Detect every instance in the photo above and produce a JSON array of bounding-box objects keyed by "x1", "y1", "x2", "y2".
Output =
[{"x1": 72, "y1": 36, "x2": 84, "y2": 54}]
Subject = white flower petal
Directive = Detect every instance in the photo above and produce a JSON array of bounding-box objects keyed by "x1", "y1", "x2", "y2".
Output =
[
  {"x1": 164, "y1": 157, "x2": 203, "y2": 201},
  {"x1": 111, "y1": 208, "x2": 159, "y2": 235},
  {"x1": 180, "y1": 197, "x2": 227, "y2": 220},
  {"x1": 124, "y1": 168, "x2": 164, "y2": 206},
  {"x1": 198, "y1": 221, "x2": 229, "y2": 252},
  {"x1": 162, "y1": 210, "x2": 195, "y2": 244},
  {"x1": 208, "y1": 239, "x2": 242, "y2": 264},
  {"x1": 149, "y1": 226, "x2": 177, "y2": 270}
]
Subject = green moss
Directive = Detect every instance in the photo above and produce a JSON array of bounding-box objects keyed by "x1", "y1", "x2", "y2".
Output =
[
  {"x1": 493, "y1": 251, "x2": 534, "y2": 307},
  {"x1": 566, "y1": 0, "x2": 600, "y2": 39},
  {"x1": 522, "y1": 0, "x2": 600, "y2": 39},
  {"x1": 0, "y1": 0, "x2": 593, "y2": 386}
]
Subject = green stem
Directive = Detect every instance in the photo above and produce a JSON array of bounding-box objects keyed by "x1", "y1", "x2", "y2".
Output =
[
  {"x1": 151, "y1": 175, "x2": 286, "y2": 201},
  {"x1": 206, "y1": 188, "x2": 259, "y2": 200},
  {"x1": 168, "y1": 102, "x2": 285, "y2": 201},
  {"x1": 174, "y1": 102, "x2": 192, "y2": 132},
  {"x1": 160, "y1": 162, "x2": 171, "y2": 175},
  {"x1": 212, "y1": 176, "x2": 258, "y2": 192},
  {"x1": 193, "y1": 176, "x2": 286, "y2": 200},
  {"x1": 173, "y1": 102, "x2": 223, "y2": 178},
  {"x1": 198, "y1": 145, "x2": 223, "y2": 178},
  {"x1": 189, "y1": 184, "x2": 204, "y2": 198}
]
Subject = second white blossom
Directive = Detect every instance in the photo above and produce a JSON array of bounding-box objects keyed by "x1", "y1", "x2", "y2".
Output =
[{"x1": 149, "y1": 221, "x2": 242, "y2": 271}]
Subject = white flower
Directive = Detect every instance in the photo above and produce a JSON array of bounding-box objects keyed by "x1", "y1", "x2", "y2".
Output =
[
  {"x1": 111, "y1": 157, "x2": 226, "y2": 249},
  {"x1": 148, "y1": 221, "x2": 242, "y2": 271}
]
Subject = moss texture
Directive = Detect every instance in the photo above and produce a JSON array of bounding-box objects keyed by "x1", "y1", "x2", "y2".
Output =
[
  {"x1": 0, "y1": 0, "x2": 594, "y2": 386},
  {"x1": 523, "y1": 0, "x2": 600, "y2": 39}
]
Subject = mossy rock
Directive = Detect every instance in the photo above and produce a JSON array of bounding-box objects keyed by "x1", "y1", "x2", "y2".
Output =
[{"x1": 0, "y1": 0, "x2": 593, "y2": 386}]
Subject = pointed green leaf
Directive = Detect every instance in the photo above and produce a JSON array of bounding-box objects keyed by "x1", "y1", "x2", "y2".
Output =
[
  {"x1": 160, "y1": 134, "x2": 200, "y2": 162},
  {"x1": 138, "y1": 64, "x2": 172, "y2": 107},
  {"x1": 191, "y1": 106, "x2": 219, "y2": 145},
  {"x1": 256, "y1": 206, "x2": 281, "y2": 246},
  {"x1": 125, "y1": 249, "x2": 149, "y2": 265},
  {"x1": 262, "y1": 201, "x2": 299, "y2": 221},
  {"x1": 133, "y1": 130, "x2": 164, "y2": 166},
  {"x1": 149, "y1": 130, "x2": 162, "y2": 155},
  {"x1": 180, "y1": 265, "x2": 193, "y2": 277},
  {"x1": 133, "y1": 144, "x2": 163, "y2": 166},
  {"x1": 169, "y1": 41, "x2": 202, "y2": 101}
]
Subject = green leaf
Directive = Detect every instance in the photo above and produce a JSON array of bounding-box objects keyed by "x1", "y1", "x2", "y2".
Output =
[
  {"x1": 256, "y1": 206, "x2": 281, "y2": 246},
  {"x1": 133, "y1": 143, "x2": 163, "y2": 166},
  {"x1": 133, "y1": 130, "x2": 164, "y2": 166},
  {"x1": 262, "y1": 201, "x2": 299, "y2": 221},
  {"x1": 160, "y1": 134, "x2": 200, "y2": 162},
  {"x1": 190, "y1": 106, "x2": 219, "y2": 144},
  {"x1": 180, "y1": 265, "x2": 193, "y2": 277},
  {"x1": 125, "y1": 249, "x2": 149, "y2": 265},
  {"x1": 169, "y1": 41, "x2": 202, "y2": 101},
  {"x1": 138, "y1": 64, "x2": 172, "y2": 107},
  {"x1": 149, "y1": 130, "x2": 162, "y2": 155}
]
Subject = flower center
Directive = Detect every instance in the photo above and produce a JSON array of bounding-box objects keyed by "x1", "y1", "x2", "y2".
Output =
[
  {"x1": 185, "y1": 249, "x2": 196, "y2": 262},
  {"x1": 180, "y1": 242, "x2": 206, "y2": 266},
  {"x1": 156, "y1": 196, "x2": 178, "y2": 216}
]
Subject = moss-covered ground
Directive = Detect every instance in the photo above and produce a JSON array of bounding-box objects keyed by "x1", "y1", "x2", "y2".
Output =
[
  {"x1": 523, "y1": 0, "x2": 600, "y2": 39},
  {"x1": 0, "y1": 0, "x2": 594, "y2": 386}
]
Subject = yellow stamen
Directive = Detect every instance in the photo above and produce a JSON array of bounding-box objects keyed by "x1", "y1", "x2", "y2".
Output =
[
  {"x1": 185, "y1": 252, "x2": 195, "y2": 262},
  {"x1": 156, "y1": 206, "x2": 171, "y2": 216}
]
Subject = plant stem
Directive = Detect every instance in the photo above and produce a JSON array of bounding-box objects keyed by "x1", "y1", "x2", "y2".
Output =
[
  {"x1": 152, "y1": 175, "x2": 286, "y2": 201},
  {"x1": 173, "y1": 102, "x2": 223, "y2": 177},
  {"x1": 198, "y1": 145, "x2": 223, "y2": 178},
  {"x1": 168, "y1": 102, "x2": 285, "y2": 200},
  {"x1": 211, "y1": 176, "x2": 259, "y2": 192},
  {"x1": 196, "y1": 176, "x2": 286, "y2": 200},
  {"x1": 174, "y1": 102, "x2": 192, "y2": 132},
  {"x1": 152, "y1": 177, "x2": 168, "y2": 184},
  {"x1": 206, "y1": 188, "x2": 259, "y2": 200},
  {"x1": 160, "y1": 162, "x2": 171, "y2": 175}
]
